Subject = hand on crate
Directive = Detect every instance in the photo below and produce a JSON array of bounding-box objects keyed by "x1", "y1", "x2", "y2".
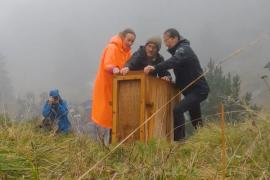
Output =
[
  {"x1": 144, "y1": 65, "x2": 155, "y2": 74},
  {"x1": 120, "y1": 67, "x2": 130, "y2": 75},
  {"x1": 161, "y1": 76, "x2": 172, "y2": 82},
  {"x1": 112, "y1": 67, "x2": 120, "y2": 74}
]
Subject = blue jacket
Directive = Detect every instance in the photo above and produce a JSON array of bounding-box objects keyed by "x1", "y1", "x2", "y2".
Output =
[{"x1": 42, "y1": 99, "x2": 71, "y2": 133}]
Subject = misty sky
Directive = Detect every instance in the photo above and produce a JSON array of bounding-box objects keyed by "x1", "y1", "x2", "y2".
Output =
[{"x1": 1, "y1": 0, "x2": 270, "y2": 104}]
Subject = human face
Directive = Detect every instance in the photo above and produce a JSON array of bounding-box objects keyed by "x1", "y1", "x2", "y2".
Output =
[
  {"x1": 52, "y1": 96, "x2": 59, "y2": 104},
  {"x1": 49, "y1": 96, "x2": 59, "y2": 104},
  {"x1": 123, "y1": 33, "x2": 136, "y2": 50},
  {"x1": 145, "y1": 43, "x2": 158, "y2": 58},
  {"x1": 163, "y1": 33, "x2": 178, "y2": 49}
]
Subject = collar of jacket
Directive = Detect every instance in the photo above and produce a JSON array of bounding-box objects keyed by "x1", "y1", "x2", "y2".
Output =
[
  {"x1": 168, "y1": 39, "x2": 189, "y2": 55},
  {"x1": 139, "y1": 46, "x2": 161, "y2": 62}
]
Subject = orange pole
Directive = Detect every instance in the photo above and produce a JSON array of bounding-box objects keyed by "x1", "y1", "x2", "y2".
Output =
[{"x1": 220, "y1": 103, "x2": 226, "y2": 179}]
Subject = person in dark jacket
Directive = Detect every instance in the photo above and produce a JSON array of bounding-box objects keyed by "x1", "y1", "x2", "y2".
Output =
[
  {"x1": 42, "y1": 89, "x2": 71, "y2": 133},
  {"x1": 120, "y1": 36, "x2": 171, "y2": 81},
  {"x1": 144, "y1": 28, "x2": 209, "y2": 141}
]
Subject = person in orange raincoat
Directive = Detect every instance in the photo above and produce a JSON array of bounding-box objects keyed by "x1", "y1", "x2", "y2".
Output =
[{"x1": 91, "y1": 28, "x2": 136, "y2": 144}]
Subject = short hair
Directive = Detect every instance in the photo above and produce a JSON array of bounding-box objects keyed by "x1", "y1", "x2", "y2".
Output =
[
  {"x1": 164, "y1": 28, "x2": 181, "y2": 40},
  {"x1": 119, "y1": 28, "x2": 136, "y2": 38}
]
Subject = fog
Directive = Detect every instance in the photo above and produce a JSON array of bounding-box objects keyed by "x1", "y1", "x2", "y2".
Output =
[{"x1": 1, "y1": 0, "x2": 270, "y2": 105}]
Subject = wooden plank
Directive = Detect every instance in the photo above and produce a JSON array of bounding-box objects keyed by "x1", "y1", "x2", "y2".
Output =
[
  {"x1": 139, "y1": 75, "x2": 146, "y2": 142},
  {"x1": 145, "y1": 76, "x2": 154, "y2": 141},
  {"x1": 112, "y1": 78, "x2": 118, "y2": 143},
  {"x1": 114, "y1": 75, "x2": 143, "y2": 81},
  {"x1": 144, "y1": 74, "x2": 179, "y2": 142},
  {"x1": 117, "y1": 79, "x2": 141, "y2": 142},
  {"x1": 152, "y1": 77, "x2": 168, "y2": 139}
]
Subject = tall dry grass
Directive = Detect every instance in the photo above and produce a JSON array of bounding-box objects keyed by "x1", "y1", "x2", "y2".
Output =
[{"x1": 0, "y1": 111, "x2": 269, "y2": 179}]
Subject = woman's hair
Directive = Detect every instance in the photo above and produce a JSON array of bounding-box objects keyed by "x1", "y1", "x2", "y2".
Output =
[
  {"x1": 164, "y1": 28, "x2": 181, "y2": 40},
  {"x1": 119, "y1": 28, "x2": 136, "y2": 38}
]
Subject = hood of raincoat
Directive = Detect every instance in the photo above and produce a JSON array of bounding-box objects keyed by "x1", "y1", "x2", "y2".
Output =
[
  {"x1": 109, "y1": 35, "x2": 131, "y2": 53},
  {"x1": 49, "y1": 89, "x2": 60, "y2": 97}
]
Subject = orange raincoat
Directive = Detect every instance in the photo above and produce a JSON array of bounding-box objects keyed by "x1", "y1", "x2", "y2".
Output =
[{"x1": 91, "y1": 35, "x2": 131, "y2": 128}]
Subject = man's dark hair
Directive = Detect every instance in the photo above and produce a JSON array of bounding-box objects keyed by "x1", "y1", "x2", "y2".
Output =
[{"x1": 164, "y1": 28, "x2": 181, "y2": 40}]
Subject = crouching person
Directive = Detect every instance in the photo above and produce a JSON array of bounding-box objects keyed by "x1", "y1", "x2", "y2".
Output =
[{"x1": 42, "y1": 89, "x2": 71, "y2": 134}]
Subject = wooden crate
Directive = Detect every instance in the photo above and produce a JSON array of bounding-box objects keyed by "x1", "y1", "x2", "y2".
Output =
[{"x1": 112, "y1": 71, "x2": 179, "y2": 143}]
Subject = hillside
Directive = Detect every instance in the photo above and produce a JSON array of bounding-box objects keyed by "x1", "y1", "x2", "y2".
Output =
[{"x1": 0, "y1": 111, "x2": 269, "y2": 179}]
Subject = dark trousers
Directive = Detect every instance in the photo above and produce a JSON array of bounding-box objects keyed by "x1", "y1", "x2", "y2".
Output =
[{"x1": 173, "y1": 92, "x2": 208, "y2": 141}]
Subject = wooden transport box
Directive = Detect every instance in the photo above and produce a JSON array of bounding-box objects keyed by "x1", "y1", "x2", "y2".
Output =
[{"x1": 112, "y1": 71, "x2": 179, "y2": 143}]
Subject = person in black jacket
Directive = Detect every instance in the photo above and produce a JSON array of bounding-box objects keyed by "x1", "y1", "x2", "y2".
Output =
[
  {"x1": 120, "y1": 36, "x2": 171, "y2": 81},
  {"x1": 144, "y1": 28, "x2": 210, "y2": 141}
]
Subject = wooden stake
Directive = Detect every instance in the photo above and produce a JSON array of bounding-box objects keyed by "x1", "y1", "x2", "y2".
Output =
[{"x1": 220, "y1": 103, "x2": 226, "y2": 179}]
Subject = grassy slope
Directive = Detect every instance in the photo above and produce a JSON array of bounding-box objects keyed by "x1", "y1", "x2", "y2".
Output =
[{"x1": 0, "y1": 112, "x2": 269, "y2": 179}]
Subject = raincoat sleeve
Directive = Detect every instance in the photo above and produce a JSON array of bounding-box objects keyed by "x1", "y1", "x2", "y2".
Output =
[
  {"x1": 103, "y1": 44, "x2": 118, "y2": 73},
  {"x1": 42, "y1": 101, "x2": 52, "y2": 117},
  {"x1": 57, "y1": 101, "x2": 69, "y2": 117}
]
